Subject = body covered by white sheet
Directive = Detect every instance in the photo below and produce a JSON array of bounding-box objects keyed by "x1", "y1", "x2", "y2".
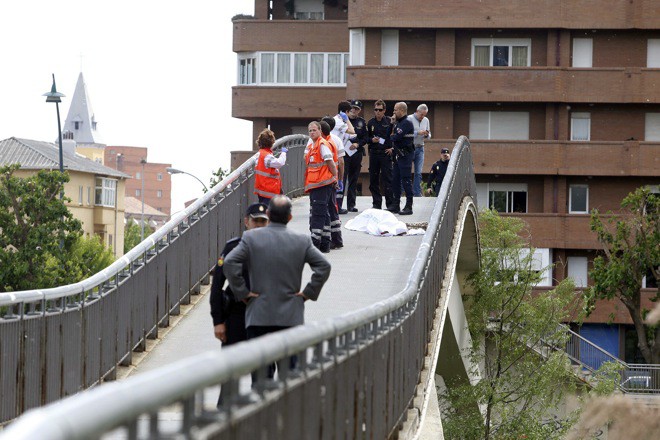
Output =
[{"x1": 344, "y1": 208, "x2": 409, "y2": 236}]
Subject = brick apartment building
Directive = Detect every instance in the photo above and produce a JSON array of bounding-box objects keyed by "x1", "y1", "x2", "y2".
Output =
[
  {"x1": 104, "y1": 146, "x2": 172, "y2": 217},
  {"x1": 231, "y1": 0, "x2": 659, "y2": 361}
]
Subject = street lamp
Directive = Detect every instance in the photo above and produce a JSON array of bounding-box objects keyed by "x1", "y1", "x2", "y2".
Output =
[
  {"x1": 42, "y1": 74, "x2": 66, "y2": 176},
  {"x1": 140, "y1": 158, "x2": 147, "y2": 241},
  {"x1": 166, "y1": 167, "x2": 209, "y2": 191}
]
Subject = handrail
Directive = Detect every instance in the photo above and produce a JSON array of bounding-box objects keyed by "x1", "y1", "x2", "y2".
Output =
[
  {"x1": 0, "y1": 136, "x2": 478, "y2": 439},
  {"x1": 0, "y1": 134, "x2": 307, "y2": 307}
]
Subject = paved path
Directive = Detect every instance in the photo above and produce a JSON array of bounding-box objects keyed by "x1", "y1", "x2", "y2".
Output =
[{"x1": 130, "y1": 195, "x2": 437, "y2": 376}]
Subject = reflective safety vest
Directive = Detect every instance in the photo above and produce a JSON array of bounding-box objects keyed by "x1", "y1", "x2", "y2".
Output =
[
  {"x1": 324, "y1": 134, "x2": 339, "y2": 165},
  {"x1": 304, "y1": 137, "x2": 336, "y2": 192},
  {"x1": 254, "y1": 148, "x2": 281, "y2": 199}
]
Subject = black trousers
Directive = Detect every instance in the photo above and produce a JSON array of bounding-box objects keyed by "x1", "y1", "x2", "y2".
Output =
[
  {"x1": 247, "y1": 325, "x2": 297, "y2": 381},
  {"x1": 338, "y1": 152, "x2": 362, "y2": 210},
  {"x1": 309, "y1": 185, "x2": 333, "y2": 251},
  {"x1": 368, "y1": 153, "x2": 393, "y2": 208},
  {"x1": 329, "y1": 188, "x2": 343, "y2": 246},
  {"x1": 392, "y1": 151, "x2": 413, "y2": 207}
]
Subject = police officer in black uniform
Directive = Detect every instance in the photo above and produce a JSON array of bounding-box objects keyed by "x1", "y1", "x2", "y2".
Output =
[
  {"x1": 210, "y1": 203, "x2": 269, "y2": 346},
  {"x1": 388, "y1": 101, "x2": 416, "y2": 215},
  {"x1": 426, "y1": 147, "x2": 451, "y2": 196},
  {"x1": 366, "y1": 99, "x2": 393, "y2": 209},
  {"x1": 339, "y1": 99, "x2": 369, "y2": 213}
]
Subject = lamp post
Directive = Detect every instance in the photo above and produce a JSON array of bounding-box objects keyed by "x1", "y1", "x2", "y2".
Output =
[
  {"x1": 43, "y1": 73, "x2": 66, "y2": 177},
  {"x1": 166, "y1": 167, "x2": 209, "y2": 191},
  {"x1": 140, "y1": 158, "x2": 147, "y2": 241}
]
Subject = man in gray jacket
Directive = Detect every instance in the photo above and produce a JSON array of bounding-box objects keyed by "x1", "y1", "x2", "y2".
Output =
[{"x1": 223, "y1": 195, "x2": 331, "y2": 342}]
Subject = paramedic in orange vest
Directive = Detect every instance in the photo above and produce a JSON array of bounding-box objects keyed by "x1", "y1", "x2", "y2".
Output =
[
  {"x1": 319, "y1": 119, "x2": 343, "y2": 249},
  {"x1": 305, "y1": 121, "x2": 338, "y2": 253},
  {"x1": 254, "y1": 129, "x2": 286, "y2": 205}
]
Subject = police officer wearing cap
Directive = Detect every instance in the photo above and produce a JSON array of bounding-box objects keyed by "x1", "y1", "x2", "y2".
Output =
[
  {"x1": 339, "y1": 99, "x2": 368, "y2": 213},
  {"x1": 366, "y1": 99, "x2": 393, "y2": 209},
  {"x1": 426, "y1": 147, "x2": 451, "y2": 197},
  {"x1": 210, "y1": 202, "x2": 269, "y2": 348}
]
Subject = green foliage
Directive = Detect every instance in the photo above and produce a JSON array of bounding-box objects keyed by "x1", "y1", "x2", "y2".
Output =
[
  {"x1": 586, "y1": 187, "x2": 659, "y2": 363},
  {"x1": 441, "y1": 210, "x2": 579, "y2": 440},
  {"x1": 124, "y1": 221, "x2": 154, "y2": 254},
  {"x1": 207, "y1": 166, "x2": 229, "y2": 193},
  {"x1": 0, "y1": 165, "x2": 82, "y2": 291},
  {"x1": 0, "y1": 165, "x2": 117, "y2": 292}
]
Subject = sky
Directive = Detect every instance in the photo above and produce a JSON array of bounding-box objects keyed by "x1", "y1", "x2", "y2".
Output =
[{"x1": 0, "y1": 1, "x2": 255, "y2": 213}]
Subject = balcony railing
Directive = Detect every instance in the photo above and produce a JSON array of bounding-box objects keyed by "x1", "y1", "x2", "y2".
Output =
[
  {"x1": 233, "y1": 19, "x2": 348, "y2": 53},
  {"x1": 232, "y1": 85, "x2": 347, "y2": 119},
  {"x1": 346, "y1": 67, "x2": 660, "y2": 104},
  {"x1": 348, "y1": 0, "x2": 660, "y2": 30}
]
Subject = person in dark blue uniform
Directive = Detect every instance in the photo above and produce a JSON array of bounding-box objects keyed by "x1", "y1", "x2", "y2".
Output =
[
  {"x1": 387, "y1": 101, "x2": 415, "y2": 215},
  {"x1": 210, "y1": 203, "x2": 269, "y2": 345},
  {"x1": 366, "y1": 99, "x2": 393, "y2": 209},
  {"x1": 339, "y1": 100, "x2": 369, "y2": 213},
  {"x1": 426, "y1": 147, "x2": 451, "y2": 197}
]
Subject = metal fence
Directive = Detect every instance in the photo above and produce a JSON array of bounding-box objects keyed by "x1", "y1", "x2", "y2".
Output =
[
  {"x1": 0, "y1": 136, "x2": 476, "y2": 439},
  {"x1": 0, "y1": 135, "x2": 308, "y2": 425}
]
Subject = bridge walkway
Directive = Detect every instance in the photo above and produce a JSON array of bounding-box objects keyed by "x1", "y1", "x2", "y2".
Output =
[{"x1": 132, "y1": 195, "x2": 436, "y2": 376}]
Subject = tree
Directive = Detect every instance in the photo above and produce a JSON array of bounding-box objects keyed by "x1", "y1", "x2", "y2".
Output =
[
  {"x1": 124, "y1": 220, "x2": 154, "y2": 254},
  {"x1": 440, "y1": 210, "x2": 579, "y2": 440},
  {"x1": 0, "y1": 165, "x2": 116, "y2": 292},
  {"x1": 207, "y1": 166, "x2": 229, "y2": 192},
  {"x1": 586, "y1": 187, "x2": 659, "y2": 364},
  {"x1": 0, "y1": 165, "x2": 82, "y2": 291}
]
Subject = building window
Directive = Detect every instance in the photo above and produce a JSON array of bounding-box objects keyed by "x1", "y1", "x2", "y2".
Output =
[
  {"x1": 381, "y1": 30, "x2": 399, "y2": 66},
  {"x1": 157, "y1": 190, "x2": 163, "y2": 198},
  {"x1": 469, "y1": 111, "x2": 530, "y2": 140},
  {"x1": 109, "y1": 234, "x2": 113, "y2": 249},
  {"x1": 648, "y1": 39, "x2": 660, "y2": 68},
  {"x1": 645, "y1": 113, "x2": 660, "y2": 141},
  {"x1": 95, "y1": 177, "x2": 117, "y2": 207},
  {"x1": 157, "y1": 173, "x2": 163, "y2": 181},
  {"x1": 488, "y1": 184, "x2": 528, "y2": 213},
  {"x1": 136, "y1": 189, "x2": 141, "y2": 197},
  {"x1": 238, "y1": 55, "x2": 257, "y2": 85},
  {"x1": 349, "y1": 28, "x2": 365, "y2": 66},
  {"x1": 471, "y1": 38, "x2": 531, "y2": 67},
  {"x1": 569, "y1": 184, "x2": 589, "y2": 213},
  {"x1": 293, "y1": 0, "x2": 324, "y2": 20},
  {"x1": 135, "y1": 171, "x2": 141, "y2": 179},
  {"x1": 74, "y1": 121, "x2": 80, "y2": 130},
  {"x1": 571, "y1": 112, "x2": 591, "y2": 141},
  {"x1": 87, "y1": 187, "x2": 92, "y2": 205},
  {"x1": 572, "y1": 38, "x2": 593, "y2": 67},
  {"x1": 240, "y1": 52, "x2": 350, "y2": 86},
  {"x1": 78, "y1": 185, "x2": 83, "y2": 205},
  {"x1": 567, "y1": 256, "x2": 588, "y2": 288}
]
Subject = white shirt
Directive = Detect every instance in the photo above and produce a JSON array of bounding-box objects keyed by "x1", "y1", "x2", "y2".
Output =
[
  {"x1": 264, "y1": 152, "x2": 287, "y2": 169},
  {"x1": 408, "y1": 114, "x2": 431, "y2": 146}
]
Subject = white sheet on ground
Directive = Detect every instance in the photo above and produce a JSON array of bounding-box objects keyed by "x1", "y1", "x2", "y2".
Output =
[{"x1": 344, "y1": 208, "x2": 424, "y2": 236}]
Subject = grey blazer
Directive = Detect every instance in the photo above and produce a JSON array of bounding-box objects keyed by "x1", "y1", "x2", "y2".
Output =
[{"x1": 223, "y1": 222, "x2": 331, "y2": 327}]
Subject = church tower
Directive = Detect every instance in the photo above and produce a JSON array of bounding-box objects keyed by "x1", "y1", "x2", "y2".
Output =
[{"x1": 62, "y1": 72, "x2": 106, "y2": 163}]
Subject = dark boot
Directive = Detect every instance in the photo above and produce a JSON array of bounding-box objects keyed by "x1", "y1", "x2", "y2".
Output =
[
  {"x1": 399, "y1": 198, "x2": 413, "y2": 215},
  {"x1": 386, "y1": 204, "x2": 400, "y2": 214}
]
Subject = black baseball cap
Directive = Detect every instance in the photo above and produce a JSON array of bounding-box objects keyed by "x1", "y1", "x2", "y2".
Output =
[
  {"x1": 441, "y1": 148, "x2": 450, "y2": 154},
  {"x1": 246, "y1": 203, "x2": 268, "y2": 219},
  {"x1": 350, "y1": 100, "x2": 363, "y2": 109}
]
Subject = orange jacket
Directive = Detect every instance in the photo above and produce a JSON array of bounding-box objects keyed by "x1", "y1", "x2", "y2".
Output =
[
  {"x1": 254, "y1": 148, "x2": 281, "y2": 199},
  {"x1": 304, "y1": 137, "x2": 336, "y2": 192}
]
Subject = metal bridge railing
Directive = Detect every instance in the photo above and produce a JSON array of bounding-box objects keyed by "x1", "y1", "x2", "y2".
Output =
[
  {"x1": 0, "y1": 136, "x2": 476, "y2": 440},
  {"x1": 0, "y1": 135, "x2": 308, "y2": 425},
  {"x1": 560, "y1": 324, "x2": 660, "y2": 394}
]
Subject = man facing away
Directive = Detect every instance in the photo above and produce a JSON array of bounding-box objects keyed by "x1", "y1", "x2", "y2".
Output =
[
  {"x1": 224, "y1": 195, "x2": 331, "y2": 343},
  {"x1": 408, "y1": 104, "x2": 431, "y2": 197},
  {"x1": 426, "y1": 147, "x2": 451, "y2": 197},
  {"x1": 366, "y1": 99, "x2": 393, "y2": 209},
  {"x1": 387, "y1": 101, "x2": 415, "y2": 216},
  {"x1": 340, "y1": 100, "x2": 368, "y2": 213},
  {"x1": 331, "y1": 101, "x2": 355, "y2": 214}
]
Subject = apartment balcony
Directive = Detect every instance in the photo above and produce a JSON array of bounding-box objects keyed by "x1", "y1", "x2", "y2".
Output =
[
  {"x1": 371, "y1": 140, "x2": 658, "y2": 177},
  {"x1": 504, "y1": 213, "x2": 598, "y2": 249},
  {"x1": 349, "y1": 0, "x2": 660, "y2": 30},
  {"x1": 233, "y1": 19, "x2": 348, "y2": 53},
  {"x1": 232, "y1": 86, "x2": 347, "y2": 119},
  {"x1": 346, "y1": 67, "x2": 660, "y2": 104}
]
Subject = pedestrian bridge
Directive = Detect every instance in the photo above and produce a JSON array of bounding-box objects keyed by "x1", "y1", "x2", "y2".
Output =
[{"x1": 0, "y1": 136, "x2": 480, "y2": 439}]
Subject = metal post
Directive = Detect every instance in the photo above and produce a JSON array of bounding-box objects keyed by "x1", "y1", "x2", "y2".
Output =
[{"x1": 141, "y1": 158, "x2": 146, "y2": 242}]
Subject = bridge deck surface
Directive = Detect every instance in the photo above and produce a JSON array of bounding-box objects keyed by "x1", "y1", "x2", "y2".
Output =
[{"x1": 131, "y1": 195, "x2": 437, "y2": 375}]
